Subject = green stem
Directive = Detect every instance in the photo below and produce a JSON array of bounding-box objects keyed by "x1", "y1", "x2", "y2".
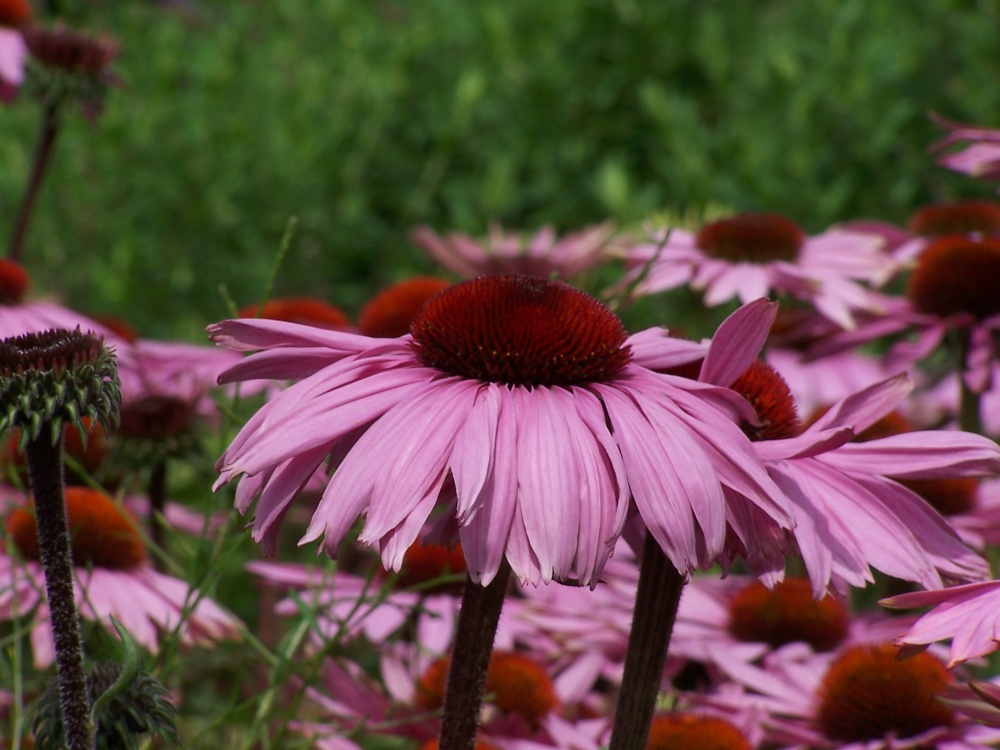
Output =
[
  {"x1": 9, "y1": 98, "x2": 63, "y2": 263},
  {"x1": 25, "y1": 433, "x2": 95, "y2": 750},
  {"x1": 608, "y1": 531, "x2": 686, "y2": 750},
  {"x1": 438, "y1": 563, "x2": 511, "y2": 750}
]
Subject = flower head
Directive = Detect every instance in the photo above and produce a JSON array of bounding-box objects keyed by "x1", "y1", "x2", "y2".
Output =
[
  {"x1": 411, "y1": 223, "x2": 616, "y2": 279},
  {"x1": 0, "y1": 327, "x2": 120, "y2": 448},
  {"x1": 211, "y1": 275, "x2": 791, "y2": 586},
  {"x1": 357, "y1": 277, "x2": 451, "y2": 338},
  {"x1": 621, "y1": 213, "x2": 893, "y2": 329}
]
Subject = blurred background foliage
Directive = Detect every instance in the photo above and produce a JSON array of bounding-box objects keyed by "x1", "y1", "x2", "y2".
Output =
[{"x1": 2, "y1": 0, "x2": 1000, "y2": 337}]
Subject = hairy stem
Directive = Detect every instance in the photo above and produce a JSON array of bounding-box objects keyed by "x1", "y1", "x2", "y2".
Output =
[
  {"x1": 25, "y1": 433, "x2": 94, "y2": 750},
  {"x1": 609, "y1": 531, "x2": 686, "y2": 750},
  {"x1": 438, "y1": 563, "x2": 511, "y2": 750}
]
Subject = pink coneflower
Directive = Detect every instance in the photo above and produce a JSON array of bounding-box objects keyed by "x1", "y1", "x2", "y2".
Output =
[
  {"x1": 211, "y1": 275, "x2": 791, "y2": 586},
  {"x1": 620, "y1": 213, "x2": 894, "y2": 329},
  {"x1": 0, "y1": 0, "x2": 29, "y2": 102},
  {"x1": 410, "y1": 223, "x2": 616, "y2": 279},
  {"x1": 818, "y1": 234, "x2": 1000, "y2": 399},
  {"x1": 663, "y1": 311, "x2": 998, "y2": 595},
  {"x1": 0, "y1": 487, "x2": 240, "y2": 668},
  {"x1": 892, "y1": 200, "x2": 1000, "y2": 264},
  {"x1": 701, "y1": 642, "x2": 1000, "y2": 749}
]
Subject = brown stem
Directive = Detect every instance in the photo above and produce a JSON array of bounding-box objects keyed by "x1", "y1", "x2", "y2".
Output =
[
  {"x1": 608, "y1": 531, "x2": 686, "y2": 750},
  {"x1": 148, "y1": 459, "x2": 167, "y2": 569},
  {"x1": 438, "y1": 563, "x2": 511, "y2": 750},
  {"x1": 25, "y1": 433, "x2": 95, "y2": 750},
  {"x1": 9, "y1": 98, "x2": 63, "y2": 263}
]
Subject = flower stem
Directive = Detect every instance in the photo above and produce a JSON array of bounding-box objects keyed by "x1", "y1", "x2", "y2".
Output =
[
  {"x1": 438, "y1": 563, "x2": 511, "y2": 750},
  {"x1": 9, "y1": 98, "x2": 63, "y2": 263},
  {"x1": 25, "y1": 433, "x2": 95, "y2": 750},
  {"x1": 957, "y1": 330, "x2": 984, "y2": 435},
  {"x1": 148, "y1": 459, "x2": 167, "y2": 569},
  {"x1": 609, "y1": 531, "x2": 686, "y2": 750}
]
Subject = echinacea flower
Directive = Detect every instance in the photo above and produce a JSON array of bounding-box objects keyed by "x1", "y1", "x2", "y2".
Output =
[
  {"x1": 620, "y1": 213, "x2": 894, "y2": 329},
  {"x1": 700, "y1": 642, "x2": 1000, "y2": 749},
  {"x1": 893, "y1": 199, "x2": 1000, "y2": 264},
  {"x1": 0, "y1": 486, "x2": 241, "y2": 667},
  {"x1": 211, "y1": 275, "x2": 793, "y2": 587},
  {"x1": 0, "y1": 0, "x2": 29, "y2": 102},
  {"x1": 357, "y1": 277, "x2": 451, "y2": 338},
  {"x1": 818, "y1": 234, "x2": 1000, "y2": 395},
  {"x1": 410, "y1": 223, "x2": 616, "y2": 279},
  {"x1": 662, "y1": 307, "x2": 997, "y2": 595}
]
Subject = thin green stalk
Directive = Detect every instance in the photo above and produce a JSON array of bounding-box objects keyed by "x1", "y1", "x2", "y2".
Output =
[
  {"x1": 608, "y1": 531, "x2": 686, "y2": 750},
  {"x1": 438, "y1": 563, "x2": 511, "y2": 750},
  {"x1": 25, "y1": 433, "x2": 95, "y2": 750}
]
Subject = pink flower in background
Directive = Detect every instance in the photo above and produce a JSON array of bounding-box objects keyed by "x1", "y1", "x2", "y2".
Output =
[
  {"x1": 818, "y1": 234, "x2": 1000, "y2": 393},
  {"x1": 932, "y1": 116, "x2": 1000, "y2": 183},
  {"x1": 699, "y1": 642, "x2": 1000, "y2": 749},
  {"x1": 620, "y1": 213, "x2": 894, "y2": 329},
  {"x1": 0, "y1": 0, "x2": 29, "y2": 102},
  {"x1": 883, "y1": 580, "x2": 1000, "y2": 667},
  {"x1": 211, "y1": 276, "x2": 792, "y2": 586},
  {"x1": 410, "y1": 222, "x2": 616, "y2": 279},
  {"x1": 0, "y1": 487, "x2": 241, "y2": 667}
]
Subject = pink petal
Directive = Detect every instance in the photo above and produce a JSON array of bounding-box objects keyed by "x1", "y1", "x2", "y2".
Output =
[{"x1": 699, "y1": 299, "x2": 778, "y2": 387}]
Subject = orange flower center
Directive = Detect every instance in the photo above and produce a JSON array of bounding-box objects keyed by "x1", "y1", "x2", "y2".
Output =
[
  {"x1": 647, "y1": 714, "x2": 752, "y2": 750},
  {"x1": 358, "y1": 277, "x2": 452, "y2": 338},
  {"x1": 417, "y1": 650, "x2": 559, "y2": 728},
  {"x1": 817, "y1": 644, "x2": 953, "y2": 742},
  {"x1": 695, "y1": 213, "x2": 805, "y2": 263},
  {"x1": 238, "y1": 297, "x2": 350, "y2": 330},
  {"x1": 0, "y1": 259, "x2": 29, "y2": 304},
  {"x1": 0, "y1": 0, "x2": 31, "y2": 27},
  {"x1": 727, "y1": 578, "x2": 848, "y2": 652},
  {"x1": 6, "y1": 487, "x2": 146, "y2": 570},
  {"x1": 907, "y1": 236, "x2": 1000, "y2": 319},
  {"x1": 909, "y1": 201, "x2": 1000, "y2": 237},
  {"x1": 410, "y1": 274, "x2": 631, "y2": 386},
  {"x1": 386, "y1": 540, "x2": 467, "y2": 594},
  {"x1": 730, "y1": 360, "x2": 800, "y2": 441}
]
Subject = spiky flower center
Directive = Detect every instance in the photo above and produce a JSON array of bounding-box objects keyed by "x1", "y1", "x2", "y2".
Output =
[
  {"x1": 389, "y1": 540, "x2": 467, "y2": 594},
  {"x1": 727, "y1": 579, "x2": 848, "y2": 651},
  {"x1": 410, "y1": 274, "x2": 631, "y2": 386},
  {"x1": 900, "y1": 476, "x2": 978, "y2": 517},
  {"x1": 0, "y1": 328, "x2": 121, "y2": 448},
  {"x1": 647, "y1": 714, "x2": 752, "y2": 750},
  {"x1": 909, "y1": 201, "x2": 1000, "y2": 236},
  {"x1": 6, "y1": 487, "x2": 146, "y2": 570},
  {"x1": 696, "y1": 213, "x2": 805, "y2": 263},
  {"x1": 0, "y1": 0, "x2": 30, "y2": 27},
  {"x1": 358, "y1": 277, "x2": 452, "y2": 338},
  {"x1": 0, "y1": 259, "x2": 29, "y2": 305},
  {"x1": 238, "y1": 297, "x2": 349, "y2": 330},
  {"x1": 417, "y1": 650, "x2": 559, "y2": 727},
  {"x1": 730, "y1": 360, "x2": 800, "y2": 441},
  {"x1": 817, "y1": 644, "x2": 953, "y2": 742},
  {"x1": 907, "y1": 237, "x2": 1000, "y2": 319}
]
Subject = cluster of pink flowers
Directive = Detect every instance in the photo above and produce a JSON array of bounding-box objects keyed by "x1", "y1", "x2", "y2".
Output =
[{"x1": 10, "y1": 96, "x2": 1000, "y2": 748}]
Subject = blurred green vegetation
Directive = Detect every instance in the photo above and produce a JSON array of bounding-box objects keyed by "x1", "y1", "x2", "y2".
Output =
[{"x1": 3, "y1": 0, "x2": 1000, "y2": 337}]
